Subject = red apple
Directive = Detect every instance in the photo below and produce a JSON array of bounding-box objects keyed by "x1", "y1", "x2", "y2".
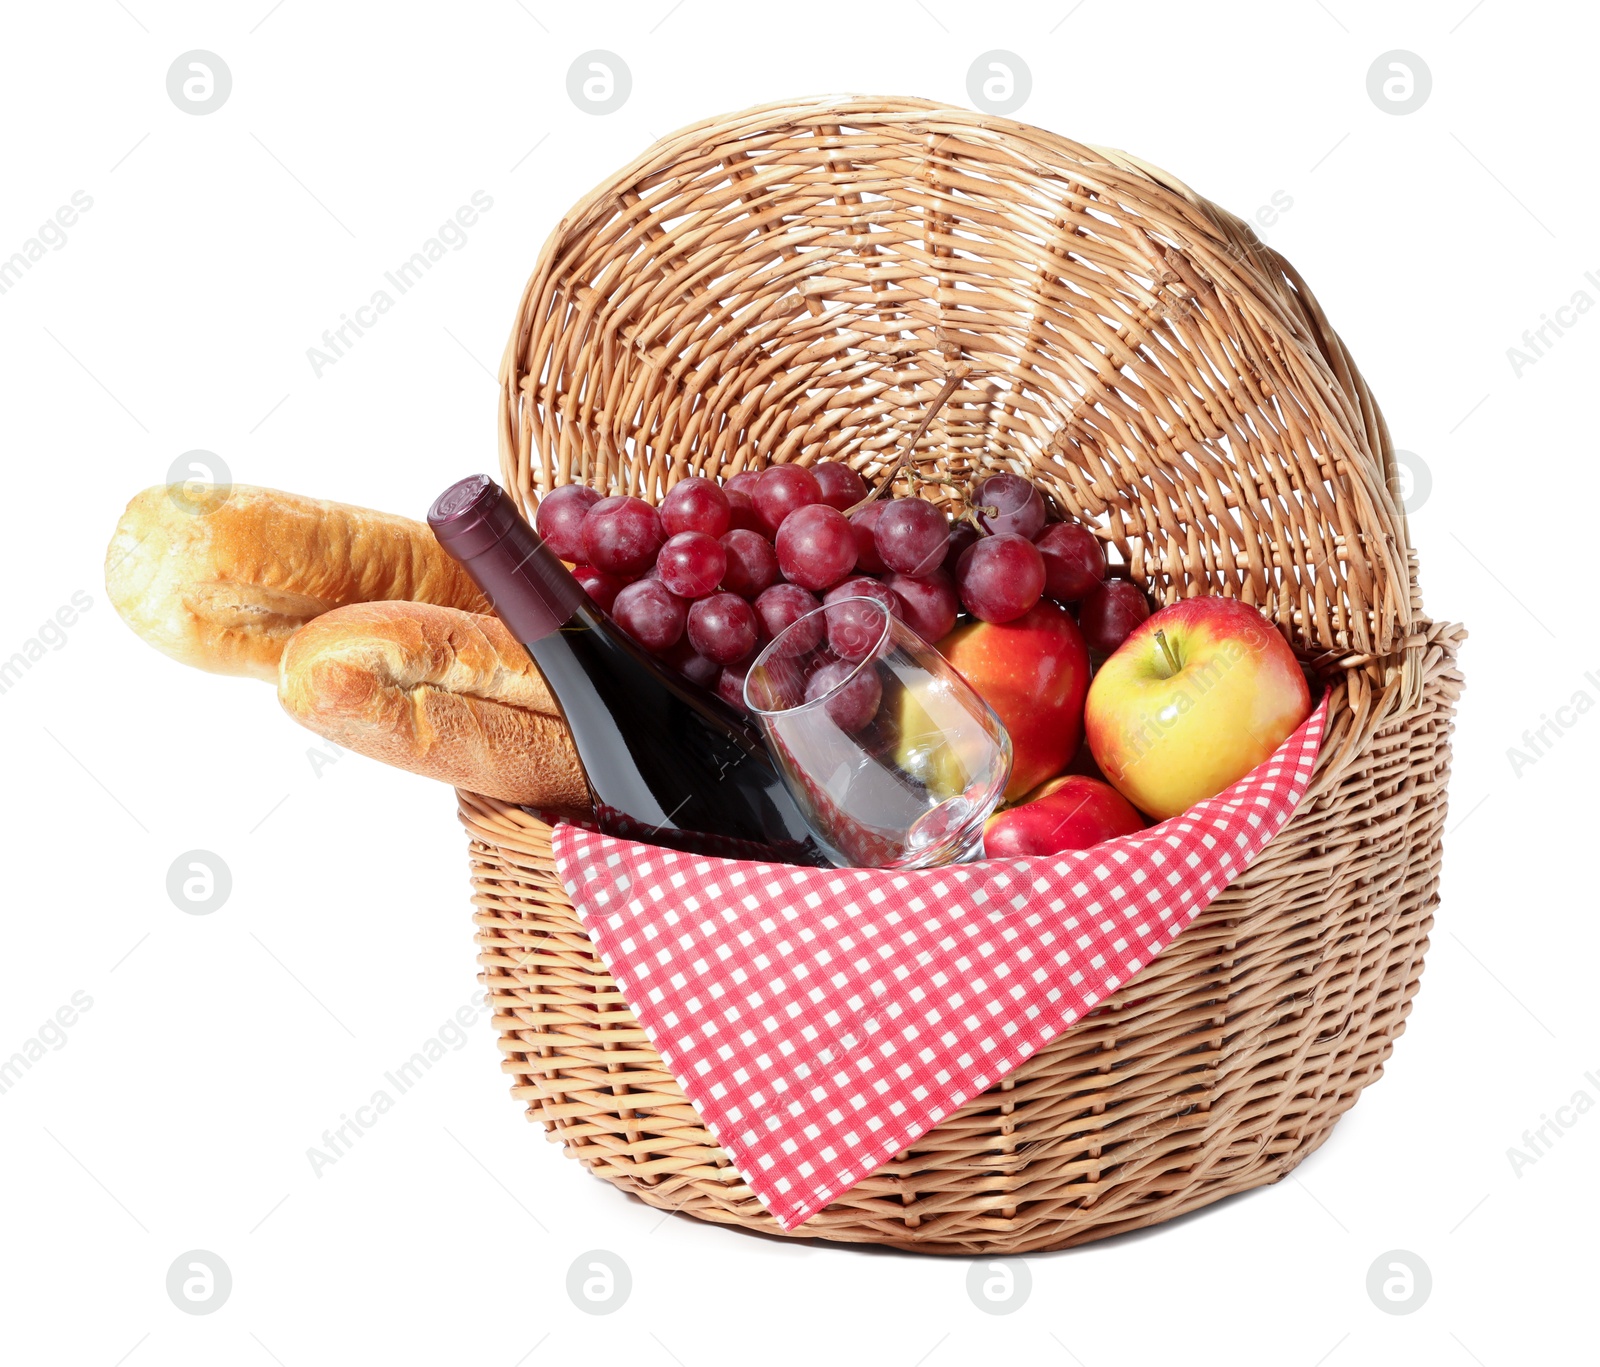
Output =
[
  {"x1": 1084, "y1": 597, "x2": 1311, "y2": 821},
  {"x1": 983, "y1": 774, "x2": 1145, "y2": 857},
  {"x1": 936, "y1": 600, "x2": 1090, "y2": 802}
]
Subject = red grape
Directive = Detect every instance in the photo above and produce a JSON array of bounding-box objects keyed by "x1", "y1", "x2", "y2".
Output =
[
  {"x1": 684, "y1": 654, "x2": 722, "y2": 689},
  {"x1": 688, "y1": 592, "x2": 760, "y2": 664},
  {"x1": 813, "y1": 461, "x2": 870, "y2": 512},
  {"x1": 661, "y1": 476, "x2": 730, "y2": 539},
  {"x1": 849, "y1": 502, "x2": 890, "y2": 574},
  {"x1": 656, "y1": 531, "x2": 727, "y2": 599},
  {"x1": 823, "y1": 579, "x2": 897, "y2": 660},
  {"x1": 1036, "y1": 521, "x2": 1107, "y2": 603},
  {"x1": 753, "y1": 465, "x2": 822, "y2": 534},
  {"x1": 535, "y1": 484, "x2": 601, "y2": 561},
  {"x1": 725, "y1": 487, "x2": 764, "y2": 533},
  {"x1": 717, "y1": 657, "x2": 757, "y2": 712},
  {"x1": 974, "y1": 472, "x2": 1046, "y2": 540},
  {"x1": 724, "y1": 470, "x2": 761, "y2": 500},
  {"x1": 886, "y1": 570, "x2": 958, "y2": 642},
  {"x1": 662, "y1": 637, "x2": 722, "y2": 689},
  {"x1": 1080, "y1": 580, "x2": 1151, "y2": 655},
  {"x1": 718, "y1": 528, "x2": 779, "y2": 597},
  {"x1": 805, "y1": 658, "x2": 883, "y2": 733},
  {"x1": 612, "y1": 578, "x2": 687, "y2": 653},
  {"x1": 573, "y1": 563, "x2": 626, "y2": 613},
  {"x1": 824, "y1": 575, "x2": 901, "y2": 613},
  {"x1": 775, "y1": 504, "x2": 857, "y2": 590},
  {"x1": 955, "y1": 533, "x2": 1045, "y2": 623},
  {"x1": 874, "y1": 497, "x2": 950, "y2": 576},
  {"x1": 943, "y1": 521, "x2": 979, "y2": 574},
  {"x1": 581, "y1": 495, "x2": 664, "y2": 576},
  {"x1": 754, "y1": 583, "x2": 823, "y2": 654}
]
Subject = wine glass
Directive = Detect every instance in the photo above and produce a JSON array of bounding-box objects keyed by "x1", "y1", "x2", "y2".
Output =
[{"x1": 743, "y1": 597, "x2": 1012, "y2": 869}]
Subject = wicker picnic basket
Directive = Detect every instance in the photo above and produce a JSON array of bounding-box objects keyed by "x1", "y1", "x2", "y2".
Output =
[{"x1": 458, "y1": 97, "x2": 1464, "y2": 1254}]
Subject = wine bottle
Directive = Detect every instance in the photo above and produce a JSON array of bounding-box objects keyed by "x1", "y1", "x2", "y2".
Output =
[{"x1": 429, "y1": 474, "x2": 830, "y2": 867}]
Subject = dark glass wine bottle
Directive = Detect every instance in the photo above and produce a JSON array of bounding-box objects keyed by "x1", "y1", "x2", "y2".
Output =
[{"x1": 429, "y1": 475, "x2": 830, "y2": 867}]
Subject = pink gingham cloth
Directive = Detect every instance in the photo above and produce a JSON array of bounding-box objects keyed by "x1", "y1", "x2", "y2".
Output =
[{"x1": 551, "y1": 696, "x2": 1327, "y2": 1230}]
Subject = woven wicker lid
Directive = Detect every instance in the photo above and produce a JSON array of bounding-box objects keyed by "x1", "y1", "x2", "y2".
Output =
[{"x1": 499, "y1": 94, "x2": 1420, "y2": 689}]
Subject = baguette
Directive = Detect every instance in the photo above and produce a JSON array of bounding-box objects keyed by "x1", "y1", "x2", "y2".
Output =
[
  {"x1": 278, "y1": 601, "x2": 589, "y2": 810},
  {"x1": 106, "y1": 484, "x2": 488, "y2": 680}
]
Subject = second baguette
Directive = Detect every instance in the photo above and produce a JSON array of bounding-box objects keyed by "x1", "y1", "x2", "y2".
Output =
[{"x1": 278, "y1": 601, "x2": 589, "y2": 810}]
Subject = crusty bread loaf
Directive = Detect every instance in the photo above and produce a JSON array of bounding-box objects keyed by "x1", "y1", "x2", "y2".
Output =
[
  {"x1": 278, "y1": 601, "x2": 589, "y2": 810},
  {"x1": 105, "y1": 484, "x2": 488, "y2": 680}
]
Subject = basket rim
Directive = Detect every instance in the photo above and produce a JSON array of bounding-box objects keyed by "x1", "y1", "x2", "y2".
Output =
[{"x1": 459, "y1": 614, "x2": 1465, "y2": 844}]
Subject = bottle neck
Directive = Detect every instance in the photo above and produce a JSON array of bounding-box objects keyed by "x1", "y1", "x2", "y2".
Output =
[
  {"x1": 457, "y1": 517, "x2": 586, "y2": 644},
  {"x1": 428, "y1": 477, "x2": 585, "y2": 642}
]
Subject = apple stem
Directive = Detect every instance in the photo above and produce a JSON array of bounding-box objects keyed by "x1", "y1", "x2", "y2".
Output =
[{"x1": 1153, "y1": 628, "x2": 1182, "y2": 677}]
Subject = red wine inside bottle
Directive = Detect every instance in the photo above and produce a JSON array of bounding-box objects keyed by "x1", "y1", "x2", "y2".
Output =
[{"x1": 429, "y1": 475, "x2": 830, "y2": 867}]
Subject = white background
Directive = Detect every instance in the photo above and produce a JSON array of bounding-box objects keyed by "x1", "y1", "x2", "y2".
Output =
[{"x1": 1, "y1": 2, "x2": 1593, "y2": 1363}]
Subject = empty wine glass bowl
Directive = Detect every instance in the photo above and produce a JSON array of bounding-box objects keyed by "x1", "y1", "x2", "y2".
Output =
[{"x1": 744, "y1": 597, "x2": 1012, "y2": 869}]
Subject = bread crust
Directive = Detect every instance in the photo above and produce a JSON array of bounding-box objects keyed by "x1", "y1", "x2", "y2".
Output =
[
  {"x1": 278, "y1": 601, "x2": 589, "y2": 810},
  {"x1": 105, "y1": 484, "x2": 488, "y2": 680}
]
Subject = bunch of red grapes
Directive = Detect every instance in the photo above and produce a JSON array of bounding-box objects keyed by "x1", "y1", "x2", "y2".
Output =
[{"x1": 535, "y1": 463, "x2": 1152, "y2": 714}]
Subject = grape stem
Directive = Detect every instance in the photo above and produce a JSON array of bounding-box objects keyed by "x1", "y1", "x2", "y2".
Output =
[{"x1": 846, "y1": 373, "x2": 964, "y2": 515}]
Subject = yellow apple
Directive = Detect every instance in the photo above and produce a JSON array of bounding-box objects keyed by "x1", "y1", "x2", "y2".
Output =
[
  {"x1": 1084, "y1": 597, "x2": 1311, "y2": 820},
  {"x1": 894, "y1": 672, "x2": 1003, "y2": 800}
]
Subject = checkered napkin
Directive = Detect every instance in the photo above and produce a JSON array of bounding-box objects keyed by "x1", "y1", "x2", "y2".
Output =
[{"x1": 551, "y1": 696, "x2": 1328, "y2": 1230}]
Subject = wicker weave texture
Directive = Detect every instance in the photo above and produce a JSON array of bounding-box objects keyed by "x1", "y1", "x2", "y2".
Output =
[{"x1": 466, "y1": 97, "x2": 1462, "y2": 1253}]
